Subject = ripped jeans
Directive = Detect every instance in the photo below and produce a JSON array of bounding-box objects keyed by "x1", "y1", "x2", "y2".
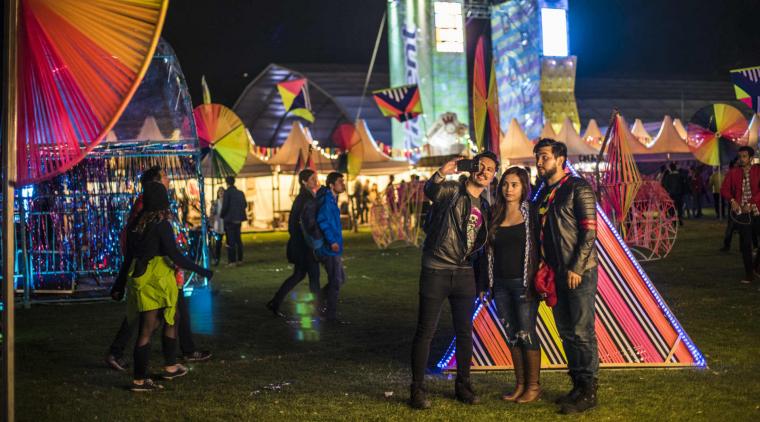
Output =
[{"x1": 493, "y1": 277, "x2": 540, "y2": 350}]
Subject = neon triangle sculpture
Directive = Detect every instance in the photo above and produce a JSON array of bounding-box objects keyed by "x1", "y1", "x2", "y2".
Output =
[{"x1": 436, "y1": 167, "x2": 705, "y2": 370}]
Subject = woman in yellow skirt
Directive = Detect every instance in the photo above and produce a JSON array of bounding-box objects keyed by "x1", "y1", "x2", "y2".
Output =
[{"x1": 118, "y1": 179, "x2": 213, "y2": 392}]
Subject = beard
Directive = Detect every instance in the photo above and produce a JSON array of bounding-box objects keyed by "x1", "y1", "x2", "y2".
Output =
[
  {"x1": 541, "y1": 165, "x2": 558, "y2": 180},
  {"x1": 469, "y1": 173, "x2": 489, "y2": 188}
]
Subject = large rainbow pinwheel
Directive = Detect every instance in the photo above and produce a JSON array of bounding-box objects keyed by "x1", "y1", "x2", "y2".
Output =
[
  {"x1": 17, "y1": 0, "x2": 168, "y2": 185},
  {"x1": 194, "y1": 104, "x2": 250, "y2": 178},
  {"x1": 687, "y1": 104, "x2": 748, "y2": 166}
]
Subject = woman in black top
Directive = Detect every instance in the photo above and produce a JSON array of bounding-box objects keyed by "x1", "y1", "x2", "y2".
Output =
[
  {"x1": 479, "y1": 166, "x2": 541, "y2": 403},
  {"x1": 113, "y1": 180, "x2": 213, "y2": 391}
]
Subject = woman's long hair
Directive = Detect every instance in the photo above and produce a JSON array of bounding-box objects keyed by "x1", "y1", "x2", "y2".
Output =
[{"x1": 487, "y1": 166, "x2": 531, "y2": 245}]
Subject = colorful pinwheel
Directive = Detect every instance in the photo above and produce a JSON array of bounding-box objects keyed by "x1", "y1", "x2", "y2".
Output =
[
  {"x1": 17, "y1": 0, "x2": 168, "y2": 185},
  {"x1": 687, "y1": 104, "x2": 748, "y2": 166},
  {"x1": 194, "y1": 104, "x2": 250, "y2": 178}
]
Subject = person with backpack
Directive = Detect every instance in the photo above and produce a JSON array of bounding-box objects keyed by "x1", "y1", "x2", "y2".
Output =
[
  {"x1": 266, "y1": 170, "x2": 321, "y2": 317},
  {"x1": 313, "y1": 172, "x2": 348, "y2": 323}
]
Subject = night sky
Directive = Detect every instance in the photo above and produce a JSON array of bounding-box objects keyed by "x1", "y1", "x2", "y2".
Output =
[{"x1": 161, "y1": 0, "x2": 760, "y2": 107}]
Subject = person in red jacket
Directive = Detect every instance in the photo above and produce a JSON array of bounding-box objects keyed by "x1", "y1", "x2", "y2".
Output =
[{"x1": 720, "y1": 146, "x2": 760, "y2": 283}]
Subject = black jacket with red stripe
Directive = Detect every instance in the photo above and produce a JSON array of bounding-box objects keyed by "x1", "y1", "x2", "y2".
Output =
[{"x1": 538, "y1": 175, "x2": 597, "y2": 276}]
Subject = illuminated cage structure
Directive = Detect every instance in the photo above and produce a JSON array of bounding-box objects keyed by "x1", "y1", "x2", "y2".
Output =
[{"x1": 3, "y1": 39, "x2": 209, "y2": 305}]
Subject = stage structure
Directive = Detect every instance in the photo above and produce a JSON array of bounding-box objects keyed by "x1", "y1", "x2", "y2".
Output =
[
  {"x1": 437, "y1": 164, "x2": 705, "y2": 370},
  {"x1": 387, "y1": 0, "x2": 580, "y2": 157},
  {"x1": 387, "y1": 0, "x2": 470, "y2": 157},
  {"x1": 8, "y1": 39, "x2": 209, "y2": 304}
]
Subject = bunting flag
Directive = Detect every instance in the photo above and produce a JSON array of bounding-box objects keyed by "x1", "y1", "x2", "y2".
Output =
[
  {"x1": 201, "y1": 75, "x2": 212, "y2": 105},
  {"x1": 372, "y1": 84, "x2": 423, "y2": 122},
  {"x1": 437, "y1": 166, "x2": 705, "y2": 371},
  {"x1": 277, "y1": 78, "x2": 315, "y2": 122},
  {"x1": 731, "y1": 66, "x2": 760, "y2": 112}
]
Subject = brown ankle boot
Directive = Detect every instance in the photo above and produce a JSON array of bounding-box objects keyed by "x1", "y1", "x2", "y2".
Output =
[
  {"x1": 516, "y1": 348, "x2": 542, "y2": 403},
  {"x1": 502, "y1": 346, "x2": 525, "y2": 401}
]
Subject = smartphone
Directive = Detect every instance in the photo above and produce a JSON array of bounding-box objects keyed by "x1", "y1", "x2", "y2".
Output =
[{"x1": 456, "y1": 159, "x2": 479, "y2": 172}]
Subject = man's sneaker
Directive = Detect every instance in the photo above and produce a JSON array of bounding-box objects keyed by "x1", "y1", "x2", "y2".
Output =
[
  {"x1": 162, "y1": 364, "x2": 189, "y2": 380},
  {"x1": 184, "y1": 351, "x2": 212, "y2": 362},
  {"x1": 130, "y1": 378, "x2": 164, "y2": 392},
  {"x1": 105, "y1": 354, "x2": 129, "y2": 372}
]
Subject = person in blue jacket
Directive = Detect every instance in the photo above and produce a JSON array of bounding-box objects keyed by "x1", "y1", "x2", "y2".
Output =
[{"x1": 314, "y1": 171, "x2": 347, "y2": 322}]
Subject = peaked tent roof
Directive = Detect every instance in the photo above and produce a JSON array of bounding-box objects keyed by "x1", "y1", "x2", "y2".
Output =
[
  {"x1": 583, "y1": 118, "x2": 604, "y2": 150},
  {"x1": 540, "y1": 121, "x2": 557, "y2": 140},
  {"x1": 673, "y1": 118, "x2": 688, "y2": 140},
  {"x1": 500, "y1": 118, "x2": 536, "y2": 165},
  {"x1": 267, "y1": 121, "x2": 334, "y2": 172},
  {"x1": 437, "y1": 168, "x2": 705, "y2": 371},
  {"x1": 631, "y1": 118, "x2": 653, "y2": 147},
  {"x1": 649, "y1": 115, "x2": 692, "y2": 156},
  {"x1": 557, "y1": 117, "x2": 598, "y2": 157},
  {"x1": 351, "y1": 119, "x2": 411, "y2": 175}
]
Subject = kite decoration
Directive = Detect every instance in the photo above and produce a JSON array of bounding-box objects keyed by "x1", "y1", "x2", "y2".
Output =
[
  {"x1": 471, "y1": 36, "x2": 500, "y2": 153},
  {"x1": 730, "y1": 65, "x2": 760, "y2": 113},
  {"x1": 16, "y1": 0, "x2": 169, "y2": 185},
  {"x1": 194, "y1": 104, "x2": 250, "y2": 178},
  {"x1": 372, "y1": 84, "x2": 423, "y2": 122},
  {"x1": 687, "y1": 103, "x2": 747, "y2": 166},
  {"x1": 277, "y1": 78, "x2": 315, "y2": 122}
]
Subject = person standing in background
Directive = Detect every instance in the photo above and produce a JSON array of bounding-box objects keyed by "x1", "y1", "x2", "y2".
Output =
[{"x1": 221, "y1": 176, "x2": 247, "y2": 266}]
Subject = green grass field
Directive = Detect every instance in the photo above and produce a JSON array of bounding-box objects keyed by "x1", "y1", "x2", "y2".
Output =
[{"x1": 12, "y1": 217, "x2": 760, "y2": 421}]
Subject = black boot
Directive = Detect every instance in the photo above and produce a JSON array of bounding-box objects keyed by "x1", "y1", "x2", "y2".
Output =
[
  {"x1": 410, "y1": 383, "x2": 431, "y2": 410},
  {"x1": 455, "y1": 376, "x2": 480, "y2": 405},
  {"x1": 560, "y1": 378, "x2": 597, "y2": 414},
  {"x1": 554, "y1": 374, "x2": 581, "y2": 405}
]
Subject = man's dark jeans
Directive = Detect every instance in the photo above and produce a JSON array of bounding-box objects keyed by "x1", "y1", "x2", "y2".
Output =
[
  {"x1": 552, "y1": 268, "x2": 599, "y2": 384},
  {"x1": 736, "y1": 214, "x2": 760, "y2": 279},
  {"x1": 317, "y1": 254, "x2": 345, "y2": 320},
  {"x1": 109, "y1": 293, "x2": 195, "y2": 358},
  {"x1": 271, "y1": 252, "x2": 321, "y2": 310},
  {"x1": 492, "y1": 277, "x2": 540, "y2": 350},
  {"x1": 411, "y1": 267, "x2": 475, "y2": 384},
  {"x1": 225, "y1": 222, "x2": 243, "y2": 263}
]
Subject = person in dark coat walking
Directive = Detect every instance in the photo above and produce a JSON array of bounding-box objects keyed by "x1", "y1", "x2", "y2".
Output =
[
  {"x1": 266, "y1": 169, "x2": 321, "y2": 317},
  {"x1": 221, "y1": 176, "x2": 247, "y2": 266}
]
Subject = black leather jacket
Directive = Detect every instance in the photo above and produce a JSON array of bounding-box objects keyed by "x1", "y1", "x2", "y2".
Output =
[
  {"x1": 422, "y1": 172, "x2": 490, "y2": 267},
  {"x1": 539, "y1": 176, "x2": 597, "y2": 275}
]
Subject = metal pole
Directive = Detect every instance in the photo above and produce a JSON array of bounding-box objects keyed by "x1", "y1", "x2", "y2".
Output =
[{"x1": 2, "y1": 0, "x2": 20, "y2": 420}]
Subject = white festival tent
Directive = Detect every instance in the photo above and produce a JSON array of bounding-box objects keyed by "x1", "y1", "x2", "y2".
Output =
[
  {"x1": 556, "y1": 117, "x2": 599, "y2": 158},
  {"x1": 540, "y1": 120, "x2": 557, "y2": 140},
  {"x1": 500, "y1": 118, "x2": 536, "y2": 166},
  {"x1": 631, "y1": 118, "x2": 653, "y2": 147},
  {"x1": 646, "y1": 115, "x2": 693, "y2": 161},
  {"x1": 673, "y1": 118, "x2": 688, "y2": 140},
  {"x1": 582, "y1": 118, "x2": 603, "y2": 151}
]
